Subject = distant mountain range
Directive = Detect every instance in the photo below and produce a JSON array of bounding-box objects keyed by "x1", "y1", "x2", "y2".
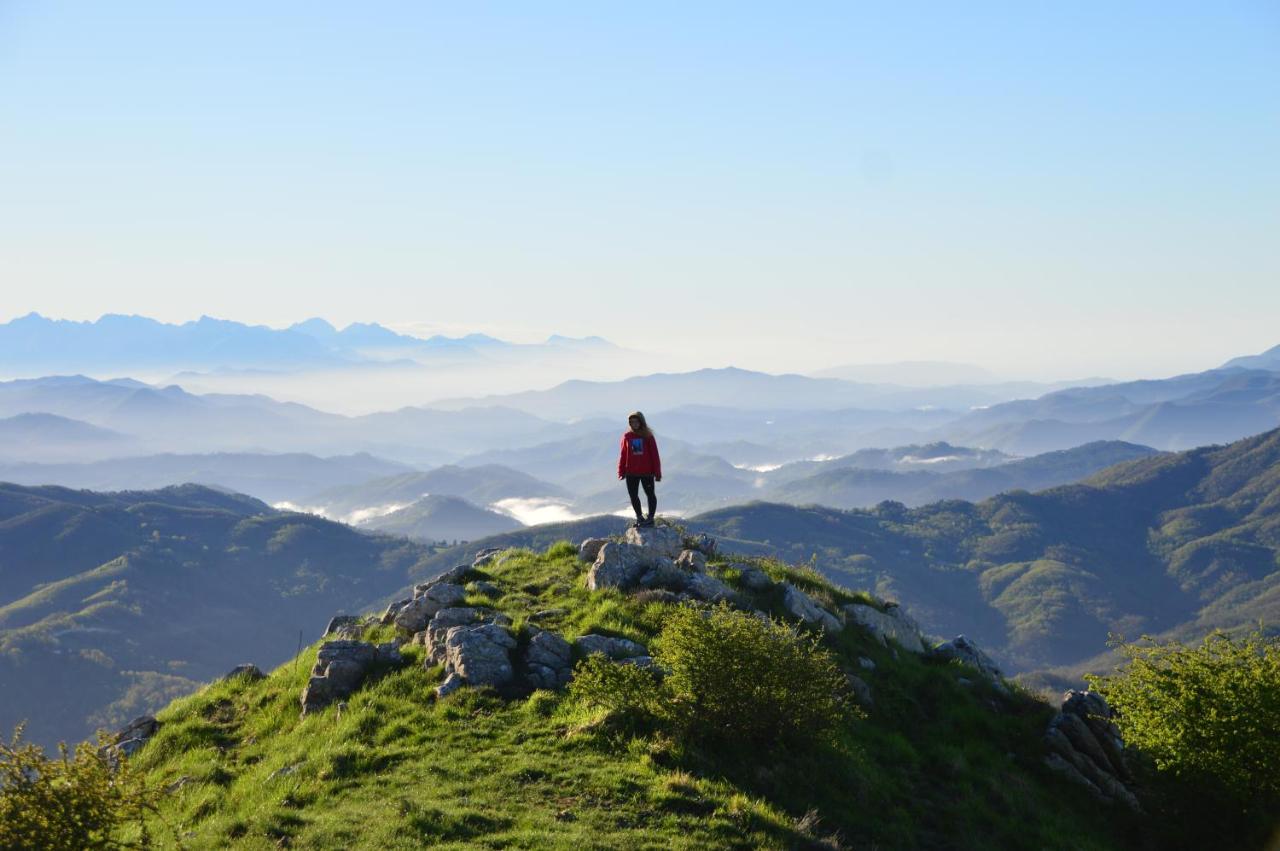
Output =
[
  {"x1": 0, "y1": 451, "x2": 413, "y2": 504},
  {"x1": 0, "y1": 312, "x2": 618, "y2": 375},
  {"x1": 0, "y1": 483, "x2": 439, "y2": 749}
]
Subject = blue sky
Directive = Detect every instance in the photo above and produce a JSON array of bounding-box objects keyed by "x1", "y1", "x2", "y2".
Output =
[{"x1": 1, "y1": 2, "x2": 1277, "y2": 379}]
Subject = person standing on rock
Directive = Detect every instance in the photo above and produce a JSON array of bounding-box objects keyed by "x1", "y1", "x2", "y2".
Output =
[{"x1": 618, "y1": 411, "x2": 661, "y2": 527}]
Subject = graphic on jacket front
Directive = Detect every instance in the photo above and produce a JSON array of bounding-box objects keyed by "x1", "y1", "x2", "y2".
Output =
[{"x1": 628, "y1": 437, "x2": 645, "y2": 455}]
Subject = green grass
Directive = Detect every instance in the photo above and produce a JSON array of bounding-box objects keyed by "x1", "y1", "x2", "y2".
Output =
[{"x1": 127, "y1": 543, "x2": 1142, "y2": 849}]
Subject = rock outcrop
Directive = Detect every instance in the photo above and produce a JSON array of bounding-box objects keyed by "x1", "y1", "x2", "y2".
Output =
[
  {"x1": 223, "y1": 663, "x2": 266, "y2": 682},
  {"x1": 574, "y1": 633, "x2": 652, "y2": 667},
  {"x1": 436, "y1": 623, "x2": 518, "y2": 698},
  {"x1": 301, "y1": 640, "x2": 402, "y2": 715},
  {"x1": 931, "y1": 635, "x2": 1006, "y2": 692},
  {"x1": 587, "y1": 542, "x2": 670, "y2": 591},
  {"x1": 578, "y1": 537, "x2": 609, "y2": 562},
  {"x1": 107, "y1": 715, "x2": 160, "y2": 760},
  {"x1": 623, "y1": 524, "x2": 684, "y2": 559},
  {"x1": 781, "y1": 583, "x2": 842, "y2": 632},
  {"x1": 1043, "y1": 690, "x2": 1139, "y2": 810},
  {"x1": 682, "y1": 532, "x2": 717, "y2": 557},
  {"x1": 387, "y1": 582, "x2": 468, "y2": 632},
  {"x1": 842, "y1": 602, "x2": 927, "y2": 653},
  {"x1": 521, "y1": 628, "x2": 574, "y2": 690}
]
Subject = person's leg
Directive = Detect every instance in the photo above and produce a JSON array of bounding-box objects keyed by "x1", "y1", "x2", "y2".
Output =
[
  {"x1": 625, "y1": 475, "x2": 644, "y2": 521},
  {"x1": 641, "y1": 476, "x2": 657, "y2": 522}
]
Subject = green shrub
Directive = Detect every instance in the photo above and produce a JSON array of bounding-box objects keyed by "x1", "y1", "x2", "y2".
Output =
[
  {"x1": 569, "y1": 603, "x2": 854, "y2": 749},
  {"x1": 0, "y1": 725, "x2": 157, "y2": 850},
  {"x1": 1088, "y1": 630, "x2": 1280, "y2": 847},
  {"x1": 657, "y1": 603, "x2": 854, "y2": 747},
  {"x1": 568, "y1": 655, "x2": 662, "y2": 722}
]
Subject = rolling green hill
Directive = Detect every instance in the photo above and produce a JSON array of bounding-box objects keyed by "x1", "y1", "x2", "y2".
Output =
[
  {"x1": 0, "y1": 483, "x2": 439, "y2": 749},
  {"x1": 121, "y1": 543, "x2": 1138, "y2": 850}
]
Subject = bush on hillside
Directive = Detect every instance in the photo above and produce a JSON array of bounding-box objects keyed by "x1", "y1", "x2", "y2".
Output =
[
  {"x1": 1087, "y1": 630, "x2": 1280, "y2": 847},
  {"x1": 660, "y1": 603, "x2": 854, "y2": 746},
  {"x1": 0, "y1": 724, "x2": 157, "y2": 850},
  {"x1": 569, "y1": 603, "x2": 854, "y2": 748}
]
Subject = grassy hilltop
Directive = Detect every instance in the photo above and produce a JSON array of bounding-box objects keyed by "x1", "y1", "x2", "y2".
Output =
[{"x1": 122, "y1": 541, "x2": 1137, "y2": 850}]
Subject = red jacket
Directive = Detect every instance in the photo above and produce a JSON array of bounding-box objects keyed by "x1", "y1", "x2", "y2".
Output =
[{"x1": 618, "y1": 431, "x2": 661, "y2": 478}]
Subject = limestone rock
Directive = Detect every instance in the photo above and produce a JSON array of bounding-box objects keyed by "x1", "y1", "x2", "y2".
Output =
[
  {"x1": 682, "y1": 532, "x2": 718, "y2": 557},
  {"x1": 325, "y1": 615, "x2": 361, "y2": 636},
  {"x1": 623, "y1": 524, "x2": 683, "y2": 559},
  {"x1": 393, "y1": 583, "x2": 467, "y2": 632},
  {"x1": 301, "y1": 640, "x2": 401, "y2": 715},
  {"x1": 108, "y1": 715, "x2": 160, "y2": 760},
  {"x1": 578, "y1": 537, "x2": 610, "y2": 562},
  {"x1": 931, "y1": 635, "x2": 1005, "y2": 692},
  {"x1": 1043, "y1": 689, "x2": 1139, "y2": 809},
  {"x1": 675, "y1": 549, "x2": 707, "y2": 573},
  {"x1": 522, "y1": 628, "x2": 574, "y2": 690},
  {"x1": 637, "y1": 557, "x2": 688, "y2": 591},
  {"x1": 421, "y1": 607, "x2": 490, "y2": 665},
  {"x1": 781, "y1": 583, "x2": 842, "y2": 632},
  {"x1": 588, "y1": 542, "x2": 662, "y2": 591},
  {"x1": 438, "y1": 623, "x2": 517, "y2": 695},
  {"x1": 684, "y1": 572, "x2": 736, "y2": 603},
  {"x1": 733, "y1": 564, "x2": 774, "y2": 592},
  {"x1": 842, "y1": 602, "x2": 927, "y2": 654},
  {"x1": 472, "y1": 547, "x2": 504, "y2": 568},
  {"x1": 574, "y1": 634, "x2": 649, "y2": 661},
  {"x1": 223, "y1": 663, "x2": 266, "y2": 682}
]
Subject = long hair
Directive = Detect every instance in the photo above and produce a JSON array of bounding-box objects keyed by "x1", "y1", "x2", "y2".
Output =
[{"x1": 627, "y1": 410, "x2": 653, "y2": 437}]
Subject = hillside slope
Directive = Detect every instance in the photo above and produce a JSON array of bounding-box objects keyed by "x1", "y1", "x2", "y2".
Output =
[
  {"x1": 0, "y1": 483, "x2": 438, "y2": 749},
  {"x1": 124, "y1": 542, "x2": 1138, "y2": 850}
]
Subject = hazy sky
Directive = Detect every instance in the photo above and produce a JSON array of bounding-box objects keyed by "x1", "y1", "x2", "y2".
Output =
[{"x1": 1, "y1": 2, "x2": 1277, "y2": 380}]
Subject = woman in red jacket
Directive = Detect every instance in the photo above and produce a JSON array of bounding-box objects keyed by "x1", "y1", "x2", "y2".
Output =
[{"x1": 618, "y1": 410, "x2": 661, "y2": 527}]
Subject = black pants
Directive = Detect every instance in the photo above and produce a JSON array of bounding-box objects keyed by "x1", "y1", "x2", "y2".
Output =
[{"x1": 625, "y1": 475, "x2": 656, "y2": 520}]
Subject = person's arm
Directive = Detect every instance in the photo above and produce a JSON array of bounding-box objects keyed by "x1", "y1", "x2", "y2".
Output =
[
  {"x1": 618, "y1": 434, "x2": 627, "y2": 479},
  {"x1": 650, "y1": 435, "x2": 661, "y2": 480}
]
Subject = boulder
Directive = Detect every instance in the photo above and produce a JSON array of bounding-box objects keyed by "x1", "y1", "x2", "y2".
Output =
[
  {"x1": 107, "y1": 715, "x2": 160, "y2": 760},
  {"x1": 472, "y1": 547, "x2": 504, "y2": 568},
  {"x1": 842, "y1": 602, "x2": 927, "y2": 654},
  {"x1": 324, "y1": 615, "x2": 361, "y2": 636},
  {"x1": 421, "y1": 607, "x2": 490, "y2": 665},
  {"x1": 684, "y1": 572, "x2": 736, "y2": 603},
  {"x1": 682, "y1": 532, "x2": 718, "y2": 557},
  {"x1": 781, "y1": 583, "x2": 842, "y2": 632},
  {"x1": 223, "y1": 663, "x2": 266, "y2": 682},
  {"x1": 393, "y1": 583, "x2": 467, "y2": 632},
  {"x1": 380, "y1": 597, "x2": 412, "y2": 625},
  {"x1": 437, "y1": 623, "x2": 517, "y2": 696},
  {"x1": 301, "y1": 640, "x2": 401, "y2": 715},
  {"x1": 417, "y1": 563, "x2": 472, "y2": 592},
  {"x1": 578, "y1": 537, "x2": 610, "y2": 562},
  {"x1": 931, "y1": 635, "x2": 1006, "y2": 692},
  {"x1": 675, "y1": 549, "x2": 707, "y2": 573},
  {"x1": 733, "y1": 564, "x2": 775, "y2": 592},
  {"x1": 637, "y1": 557, "x2": 689, "y2": 591},
  {"x1": 521, "y1": 628, "x2": 574, "y2": 690},
  {"x1": 587, "y1": 542, "x2": 662, "y2": 591},
  {"x1": 623, "y1": 524, "x2": 683, "y2": 559},
  {"x1": 573, "y1": 634, "x2": 649, "y2": 661}
]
